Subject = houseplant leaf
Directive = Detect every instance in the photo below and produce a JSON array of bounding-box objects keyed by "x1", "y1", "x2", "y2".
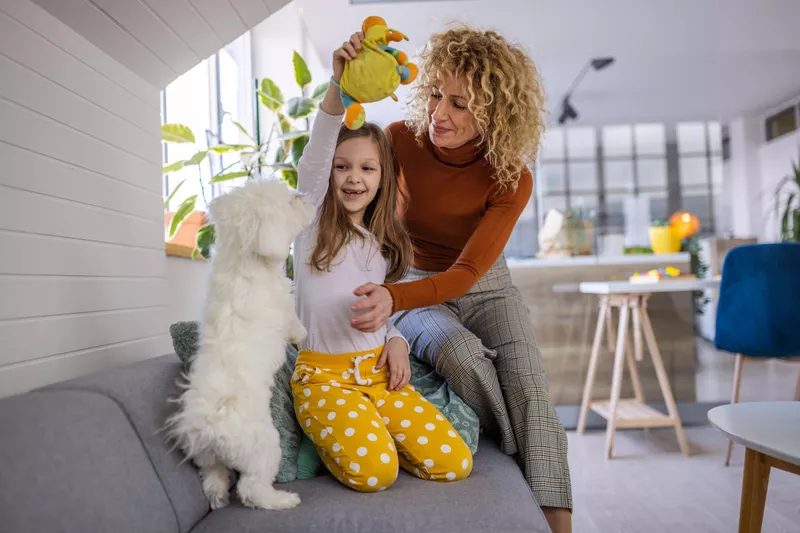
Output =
[
  {"x1": 265, "y1": 163, "x2": 295, "y2": 171},
  {"x1": 184, "y1": 150, "x2": 208, "y2": 166},
  {"x1": 285, "y1": 97, "x2": 315, "y2": 120},
  {"x1": 169, "y1": 195, "x2": 197, "y2": 238},
  {"x1": 279, "y1": 130, "x2": 309, "y2": 141},
  {"x1": 311, "y1": 82, "x2": 329, "y2": 101},
  {"x1": 281, "y1": 169, "x2": 298, "y2": 189},
  {"x1": 163, "y1": 178, "x2": 187, "y2": 209},
  {"x1": 259, "y1": 78, "x2": 284, "y2": 111},
  {"x1": 210, "y1": 171, "x2": 250, "y2": 183},
  {"x1": 291, "y1": 135, "x2": 309, "y2": 166},
  {"x1": 162, "y1": 123, "x2": 195, "y2": 143},
  {"x1": 208, "y1": 144, "x2": 250, "y2": 154},
  {"x1": 278, "y1": 113, "x2": 292, "y2": 134},
  {"x1": 231, "y1": 119, "x2": 255, "y2": 142},
  {"x1": 195, "y1": 223, "x2": 215, "y2": 260},
  {"x1": 162, "y1": 160, "x2": 186, "y2": 174},
  {"x1": 292, "y1": 51, "x2": 312, "y2": 88}
]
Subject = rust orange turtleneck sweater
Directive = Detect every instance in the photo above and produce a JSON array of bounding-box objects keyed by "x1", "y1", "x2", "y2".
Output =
[{"x1": 384, "y1": 121, "x2": 533, "y2": 313}]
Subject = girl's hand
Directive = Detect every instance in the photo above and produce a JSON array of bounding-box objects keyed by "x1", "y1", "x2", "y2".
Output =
[
  {"x1": 351, "y1": 283, "x2": 394, "y2": 333},
  {"x1": 377, "y1": 337, "x2": 411, "y2": 391},
  {"x1": 332, "y1": 32, "x2": 364, "y2": 83}
]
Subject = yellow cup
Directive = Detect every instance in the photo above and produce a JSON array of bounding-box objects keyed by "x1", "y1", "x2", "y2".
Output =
[{"x1": 649, "y1": 226, "x2": 681, "y2": 254}]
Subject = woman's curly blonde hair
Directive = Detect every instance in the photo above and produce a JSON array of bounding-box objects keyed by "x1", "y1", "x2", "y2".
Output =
[{"x1": 407, "y1": 26, "x2": 547, "y2": 192}]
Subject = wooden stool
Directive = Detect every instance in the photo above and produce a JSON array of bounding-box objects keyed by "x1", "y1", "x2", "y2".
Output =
[{"x1": 576, "y1": 293, "x2": 690, "y2": 458}]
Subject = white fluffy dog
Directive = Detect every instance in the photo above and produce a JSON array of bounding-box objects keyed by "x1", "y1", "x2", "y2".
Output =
[{"x1": 167, "y1": 179, "x2": 313, "y2": 511}]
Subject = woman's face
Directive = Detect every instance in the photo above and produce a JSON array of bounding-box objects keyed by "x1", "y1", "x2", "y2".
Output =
[{"x1": 426, "y1": 75, "x2": 479, "y2": 150}]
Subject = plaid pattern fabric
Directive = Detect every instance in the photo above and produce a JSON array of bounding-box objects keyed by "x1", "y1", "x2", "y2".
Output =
[{"x1": 393, "y1": 256, "x2": 573, "y2": 510}]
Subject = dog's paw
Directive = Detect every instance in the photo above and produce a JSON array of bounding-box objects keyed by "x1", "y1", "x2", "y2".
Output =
[
  {"x1": 207, "y1": 489, "x2": 230, "y2": 510},
  {"x1": 238, "y1": 480, "x2": 300, "y2": 511},
  {"x1": 289, "y1": 322, "x2": 308, "y2": 344}
]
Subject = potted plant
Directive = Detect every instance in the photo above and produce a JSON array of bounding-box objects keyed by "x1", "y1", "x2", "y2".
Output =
[
  {"x1": 162, "y1": 51, "x2": 329, "y2": 264},
  {"x1": 648, "y1": 219, "x2": 681, "y2": 254},
  {"x1": 774, "y1": 150, "x2": 800, "y2": 242}
]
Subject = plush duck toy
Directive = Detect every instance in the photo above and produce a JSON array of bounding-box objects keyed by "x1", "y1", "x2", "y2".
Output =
[{"x1": 337, "y1": 16, "x2": 418, "y2": 129}]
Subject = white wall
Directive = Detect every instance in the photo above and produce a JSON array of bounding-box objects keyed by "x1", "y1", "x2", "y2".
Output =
[
  {"x1": 0, "y1": 0, "x2": 170, "y2": 397},
  {"x1": 723, "y1": 94, "x2": 800, "y2": 242},
  {"x1": 758, "y1": 130, "x2": 800, "y2": 241},
  {"x1": 166, "y1": 257, "x2": 211, "y2": 326},
  {"x1": 250, "y1": 2, "x2": 331, "y2": 136}
]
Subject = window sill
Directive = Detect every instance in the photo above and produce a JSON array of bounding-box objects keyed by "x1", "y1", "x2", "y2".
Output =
[{"x1": 165, "y1": 242, "x2": 207, "y2": 262}]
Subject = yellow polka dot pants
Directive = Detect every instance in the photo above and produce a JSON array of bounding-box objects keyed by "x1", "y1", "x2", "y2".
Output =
[{"x1": 291, "y1": 347, "x2": 473, "y2": 493}]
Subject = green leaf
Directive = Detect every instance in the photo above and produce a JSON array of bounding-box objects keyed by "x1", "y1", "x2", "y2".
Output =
[
  {"x1": 231, "y1": 119, "x2": 255, "y2": 142},
  {"x1": 162, "y1": 160, "x2": 186, "y2": 174},
  {"x1": 278, "y1": 130, "x2": 310, "y2": 141},
  {"x1": 311, "y1": 81, "x2": 329, "y2": 101},
  {"x1": 195, "y1": 223, "x2": 215, "y2": 259},
  {"x1": 281, "y1": 169, "x2": 298, "y2": 189},
  {"x1": 291, "y1": 136, "x2": 309, "y2": 166},
  {"x1": 208, "y1": 144, "x2": 250, "y2": 154},
  {"x1": 278, "y1": 113, "x2": 292, "y2": 134},
  {"x1": 161, "y1": 123, "x2": 195, "y2": 143},
  {"x1": 292, "y1": 51, "x2": 312, "y2": 88},
  {"x1": 163, "y1": 178, "x2": 187, "y2": 209},
  {"x1": 169, "y1": 195, "x2": 197, "y2": 238},
  {"x1": 285, "y1": 97, "x2": 315, "y2": 119},
  {"x1": 266, "y1": 163, "x2": 295, "y2": 171},
  {"x1": 259, "y1": 78, "x2": 284, "y2": 111},
  {"x1": 210, "y1": 171, "x2": 250, "y2": 183},
  {"x1": 184, "y1": 150, "x2": 208, "y2": 166}
]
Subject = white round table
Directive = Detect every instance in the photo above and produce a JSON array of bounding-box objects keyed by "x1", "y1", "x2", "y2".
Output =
[{"x1": 708, "y1": 402, "x2": 800, "y2": 533}]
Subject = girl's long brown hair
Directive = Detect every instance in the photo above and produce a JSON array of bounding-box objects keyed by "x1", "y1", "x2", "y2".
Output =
[{"x1": 310, "y1": 123, "x2": 412, "y2": 283}]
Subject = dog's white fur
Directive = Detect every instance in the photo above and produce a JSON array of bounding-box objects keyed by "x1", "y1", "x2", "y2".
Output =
[{"x1": 166, "y1": 179, "x2": 313, "y2": 511}]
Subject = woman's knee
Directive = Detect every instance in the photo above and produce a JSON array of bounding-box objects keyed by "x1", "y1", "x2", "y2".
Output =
[{"x1": 436, "y1": 331, "x2": 492, "y2": 374}]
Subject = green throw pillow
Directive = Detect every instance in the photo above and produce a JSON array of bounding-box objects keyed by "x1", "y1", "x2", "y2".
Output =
[{"x1": 168, "y1": 321, "x2": 304, "y2": 483}]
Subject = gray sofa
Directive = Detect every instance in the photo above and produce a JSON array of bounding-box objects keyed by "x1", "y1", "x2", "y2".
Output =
[{"x1": 0, "y1": 355, "x2": 550, "y2": 533}]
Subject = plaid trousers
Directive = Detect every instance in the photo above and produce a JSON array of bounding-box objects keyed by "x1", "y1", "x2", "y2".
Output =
[{"x1": 393, "y1": 256, "x2": 573, "y2": 510}]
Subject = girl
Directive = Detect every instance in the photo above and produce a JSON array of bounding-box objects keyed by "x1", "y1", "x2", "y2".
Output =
[{"x1": 290, "y1": 45, "x2": 473, "y2": 493}]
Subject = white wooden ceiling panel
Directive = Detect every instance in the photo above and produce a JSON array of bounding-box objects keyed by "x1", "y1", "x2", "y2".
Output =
[
  {"x1": 29, "y1": 0, "x2": 175, "y2": 85},
  {"x1": 139, "y1": 0, "x2": 224, "y2": 58},
  {"x1": 229, "y1": 0, "x2": 270, "y2": 28},
  {"x1": 26, "y1": 0, "x2": 291, "y2": 88},
  {"x1": 188, "y1": 0, "x2": 248, "y2": 46},
  {"x1": 90, "y1": 0, "x2": 199, "y2": 73},
  {"x1": 262, "y1": 0, "x2": 292, "y2": 14}
]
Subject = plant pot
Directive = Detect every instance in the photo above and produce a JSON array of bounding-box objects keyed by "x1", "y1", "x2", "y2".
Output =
[
  {"x1": 649, "y1": 226, "x2": 681, "y2": 254},
  {"x1": 165, "y1": 210, "x2": 206, "y2": 249}
]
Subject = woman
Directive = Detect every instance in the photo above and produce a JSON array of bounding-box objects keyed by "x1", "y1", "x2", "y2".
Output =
[{"x1": 342, "y1": 27, "x2": 572, "y2": 532}]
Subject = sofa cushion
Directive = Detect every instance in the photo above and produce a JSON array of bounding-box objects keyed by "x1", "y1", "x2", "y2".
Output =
[
  {"x1": 191, "y1": 437, "x2": 549, "y2": 533},
  {"x1": 46, "y1": 356, "x2": 208, "y2": 533},
  {"x1": 0, "y1": 390, "x2": 178, "y2": 533}
]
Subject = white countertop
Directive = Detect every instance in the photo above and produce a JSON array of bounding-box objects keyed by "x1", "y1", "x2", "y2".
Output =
[
  {"x1": 579, "y1": 278, "x2": 720, "y2": 294},
  {"x1": 507, "y1": 253, "x2": 690, "y2": 269}
]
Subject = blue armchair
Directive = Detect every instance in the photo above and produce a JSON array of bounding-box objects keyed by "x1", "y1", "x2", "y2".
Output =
[{"x1": 714, "y1": 243, "x2": 800, "y2": 465}]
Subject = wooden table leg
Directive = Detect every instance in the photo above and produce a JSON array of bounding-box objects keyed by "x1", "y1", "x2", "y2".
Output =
[
  {"x1": 739, "y1": 448, "x2": 771, "y2": 533},
  {"x1": 605, "y1": 298, "x2": 630, "y2": 459},
  {"x1": 639, "y1": 301, "x2": 690, "y2": 456},
  {"x1": 578, "y1": 297, "x2": 609, "y2": 434}
]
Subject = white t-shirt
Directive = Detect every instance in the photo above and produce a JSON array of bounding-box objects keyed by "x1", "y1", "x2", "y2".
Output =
[{"x1": 293, "y1": 109, "x2": 406, "y2": 355}]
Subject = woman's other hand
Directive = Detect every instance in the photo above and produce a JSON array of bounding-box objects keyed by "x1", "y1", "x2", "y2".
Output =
[{"x1": 351, "y1": 283, "x2": 393, "y2": 333}]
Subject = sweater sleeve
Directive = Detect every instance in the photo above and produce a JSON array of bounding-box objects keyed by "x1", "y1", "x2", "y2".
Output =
[{"x1": 385, "y1": 168, "x2": 533, "y2": 312}]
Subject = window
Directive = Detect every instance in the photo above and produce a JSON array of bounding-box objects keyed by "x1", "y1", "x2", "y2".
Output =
[
  {"x1": 677, "y1": 121, "x2": 722, "y2": 233},
  {"x1": 162, "y1": 32, "x2": 253, "y2": 211},
  {"x1": 503, "y1": 121, "x2": 721, "y2": 258}
]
